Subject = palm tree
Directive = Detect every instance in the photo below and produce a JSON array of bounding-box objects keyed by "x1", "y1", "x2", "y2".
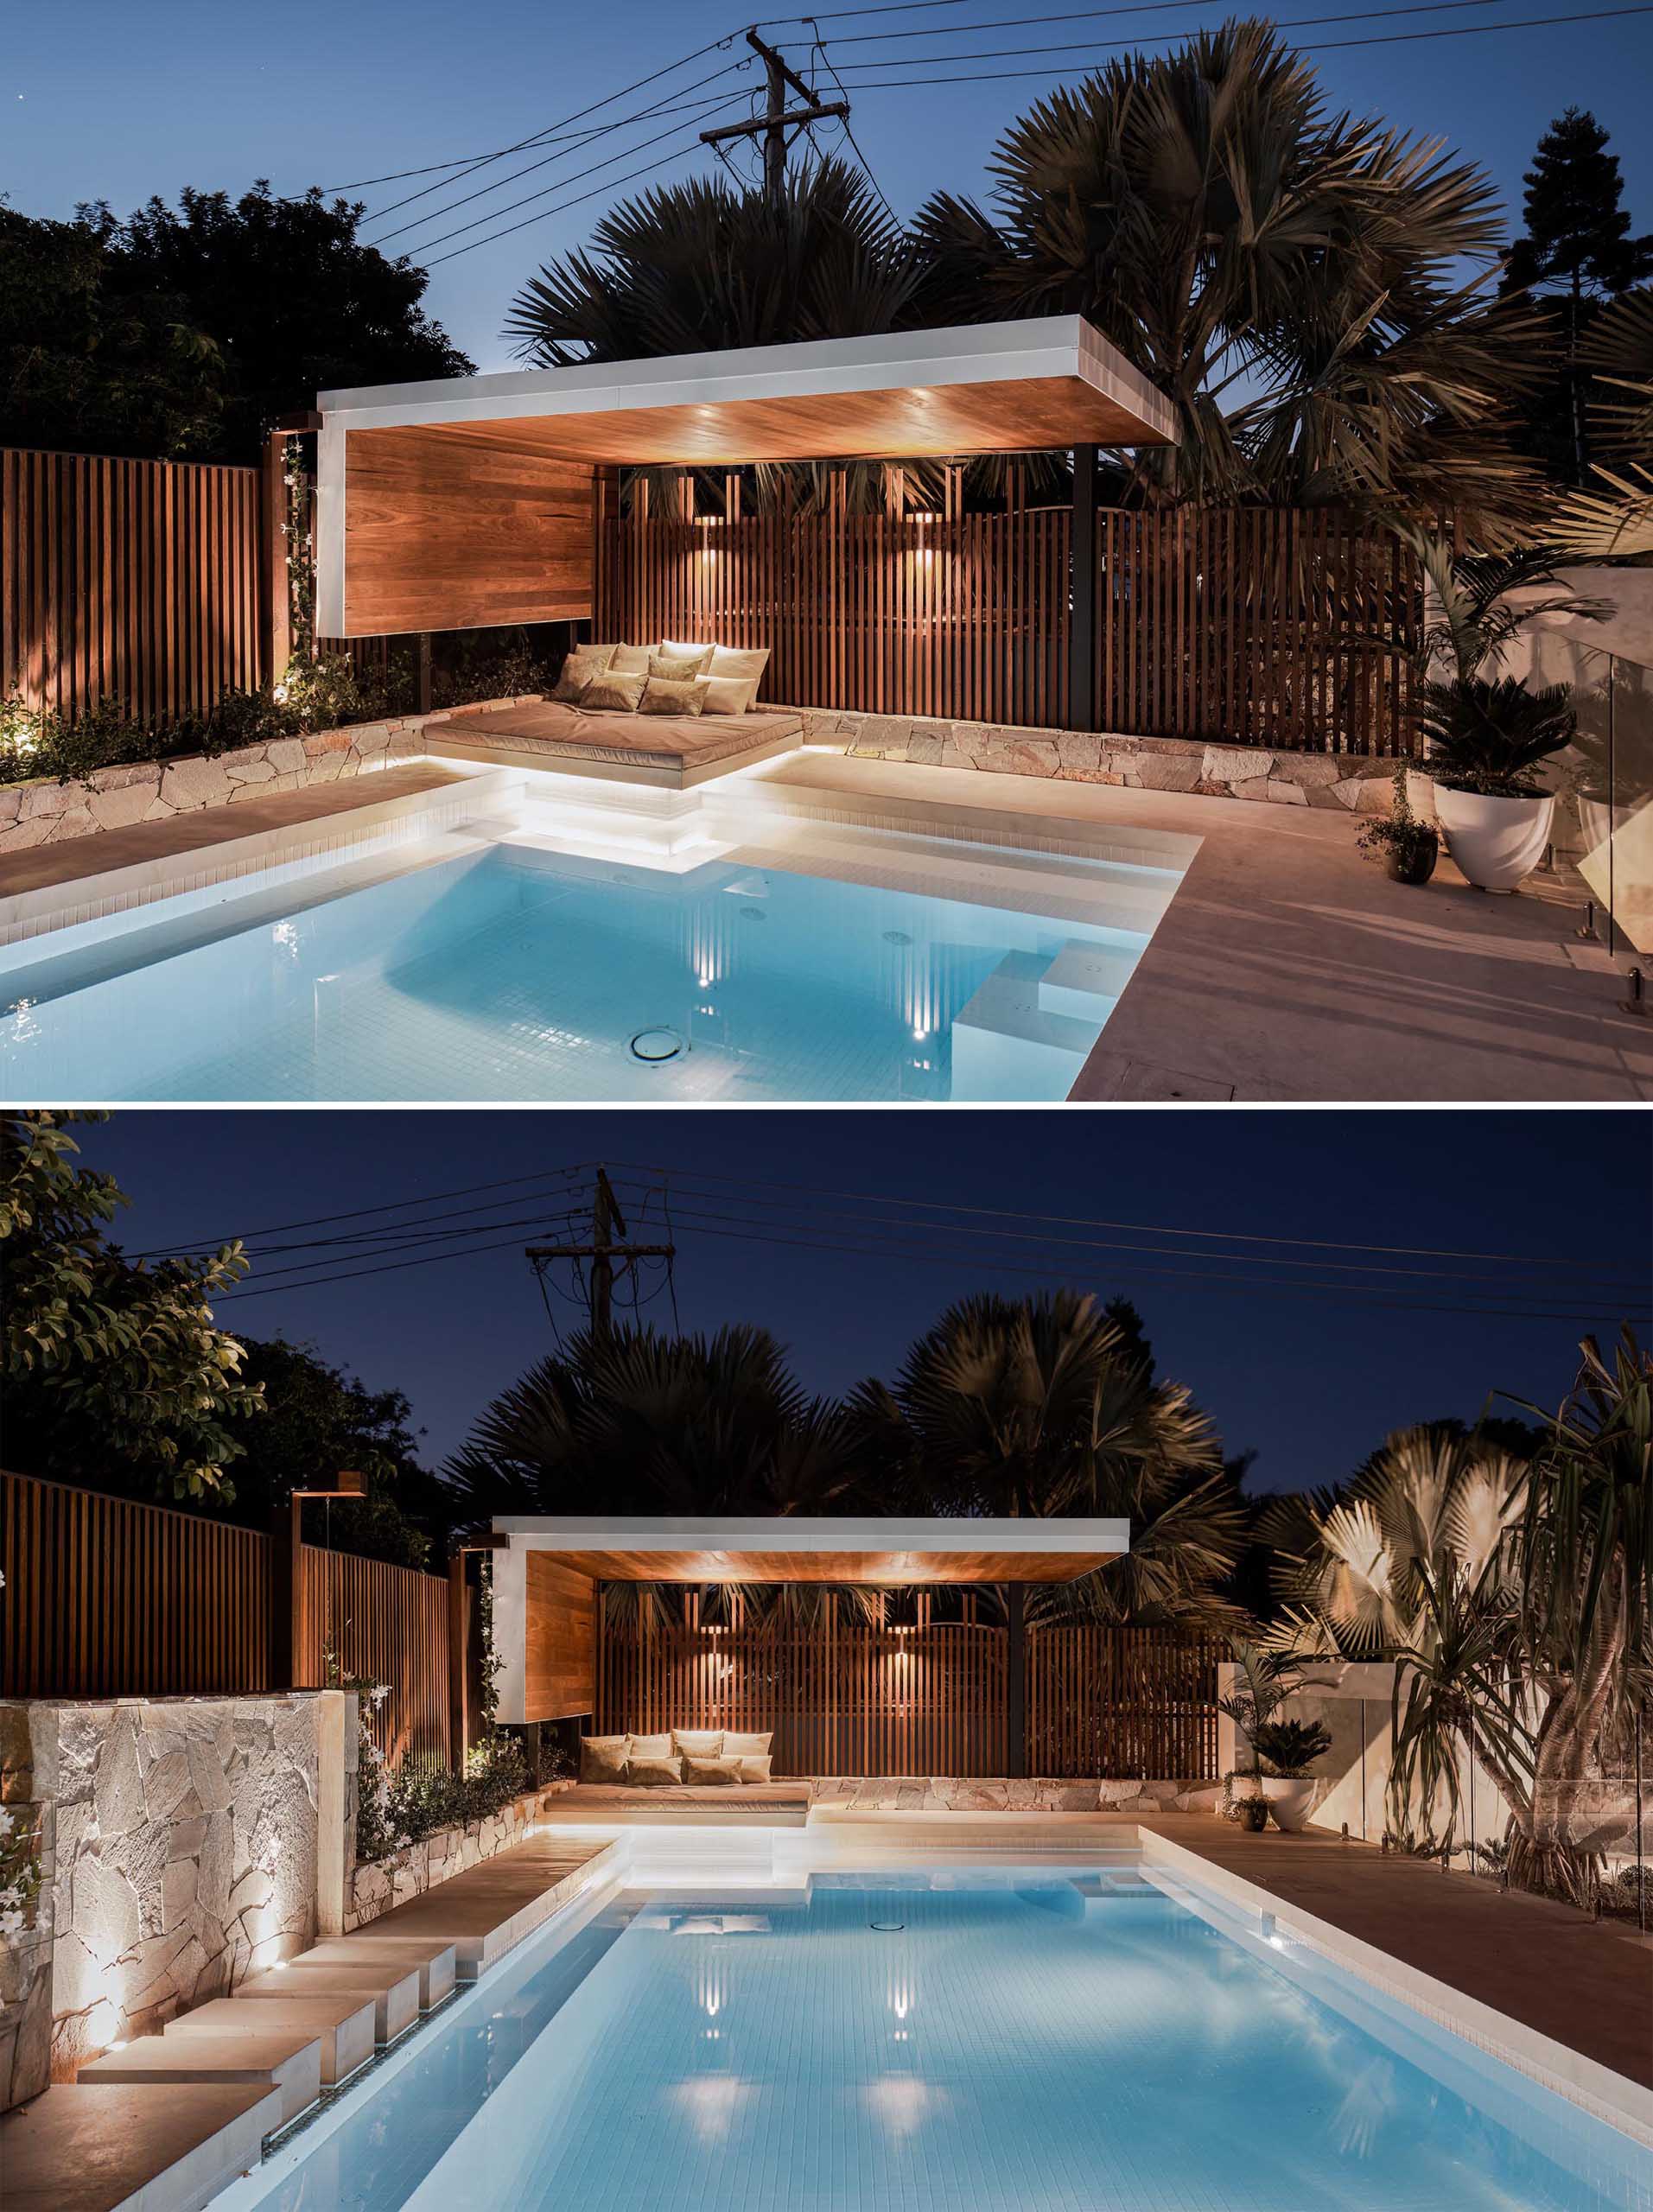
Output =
[
  {"x1": 1555, "y1": 286, "x2": 1653, "y2": 555},
  {"x1": 912, "y1": 20, "x2": 1548, "y2": 533},
  {"x1": 1266, "y1": 1426, "x2": 1541, "y2": 1877},
  {"x1": 850, "y1": 1289, "x2": 1246, "y2": 1630},
  {"x1": 1516, "y1": 1332, "x2": 1653, "y2": 1899}
]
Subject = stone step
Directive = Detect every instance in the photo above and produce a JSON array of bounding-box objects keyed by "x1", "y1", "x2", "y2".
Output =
[
  {"x1": 1037, "y1": 938, "x2": 1141, "y2": 1019},
  {"x1": 237, "y1": 1957, "x2": 421, "y2": 2044},
  {"x1": 0, "y1": 2079, "x2": 282, "y2": 2212},
  {"x1": 163, "y1": 1992, "x2": 375, "y2": 2086},
  {"x1": 349, "y1": 1834, "x2": 619, "y2": 1980},
  {"x1": 949, "y1": 952, "x2": 1097, "y2": 1102},
  {"x1": 77, "y1": 2027, "x2": 323, "y2": 2126},
  {"x1": 296, "y1": 1936, "x2": 458, "y2": 2011}
]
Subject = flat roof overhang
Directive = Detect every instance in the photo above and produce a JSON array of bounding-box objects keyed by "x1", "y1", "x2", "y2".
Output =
[
  {"x1": 490, "y1": 1515, "x2": 1129, "y2": 1584},
  {"x1": 316, "y1": 316, "x2": 1178, "y2": 466}
]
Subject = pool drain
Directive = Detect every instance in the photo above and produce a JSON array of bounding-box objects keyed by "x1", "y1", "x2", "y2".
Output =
[
  {"x1": 631, "y1": 1027, "x2": 685, "y2": 1064},
  {"x1": 882, "y1": 929, "x2": 913, "y2": 946},
  {"x1": 869, "y1": 1921, "x2": 906, "y2": 1932},
  {"x1": 741, "y1": 905, "x2": 767, "y2": 920}
]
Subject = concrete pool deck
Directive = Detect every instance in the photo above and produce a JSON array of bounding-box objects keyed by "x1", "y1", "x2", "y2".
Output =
[{"x1": 747, "y1": 753, "x2": 1653, "y2": 1102}]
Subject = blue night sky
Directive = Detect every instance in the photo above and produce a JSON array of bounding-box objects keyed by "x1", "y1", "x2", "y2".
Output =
[
  {"x1": 5, "y1": 0, "x2": 1652, "y2": 374},
  {"x1": 69, "y1": 1109, "x2": 1653, "y2": 1494}
]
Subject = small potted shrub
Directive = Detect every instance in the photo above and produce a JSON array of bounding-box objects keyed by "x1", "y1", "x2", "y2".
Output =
[
  {"x1": 1419, "y1": 676, "x2": 1575, "y2": 893},
  {"x1": 1250, "y1": 1719, "x2": 1334, "y2": 1833},
  {"x1": 1357, "y1": 762, "x2": 1439, "y2": 885},
  {"x1": 1236, "y1": 1796, "x2": 1270, "y2": 1833}
]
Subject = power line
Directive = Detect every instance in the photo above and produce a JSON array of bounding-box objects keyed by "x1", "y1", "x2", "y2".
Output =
[
  {"x1": 422, "y1": 130, "x2": 727, "y2": 266},
  {"x1": 828, "y1": 1, "x2": 1653, "y2": 79},
  {"x1": 364, "y1": 69, "x2": 752, "y2": 248},
  {"x1": 130, "y1": 1166, "x2": 596, "y2": 1259},
  {"x1": 811, "y1": 37, "x2": 903, "y2": 226}
]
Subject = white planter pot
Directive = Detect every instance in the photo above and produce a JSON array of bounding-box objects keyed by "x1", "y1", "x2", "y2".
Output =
[
  {"x1": 1258, "y1": 1777, "x2": 1316, "y2": 1833},
  {"x1": 1433, "y1": 785, "x2": 1554, "y2": 893}
]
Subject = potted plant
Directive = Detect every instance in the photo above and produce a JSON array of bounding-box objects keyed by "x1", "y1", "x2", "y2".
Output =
[
  {"x1": 1357, "y1": 761, "x2": 1439, "y2": 885},
  {"x1": 1236, "y1": 1796, "x2": 1270, "y2": 1833},
  {"x1": 1418, "y1": 676, "x2": 1575, "y2": 893},
  {"x1": 1250, "y1": 1718, "x2": 1334, "y2": 1833},
  {"x1": 1217, "y1": 1638, "x2": 1332, "y2": 1832}
]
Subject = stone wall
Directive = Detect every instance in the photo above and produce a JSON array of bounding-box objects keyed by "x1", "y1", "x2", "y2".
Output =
[
  {"x1": 0, "y1": 1694, "x2": 328, "y2": 2102},
  {"x1": 0, "y1": 1705, "x2": 54, "y2": 2112},
  {"x1": 786, "y1": 705, "x2": 1429, "y2": 817},
  {"x1": 0, "y1": 694, "x2": 543, "y2": 858},
  {"x1": 344, "y1": 1779, "x2": 575, "y2": 1933},
  {"x1": 804, "y1": 1776, "x2": 1221, "y2": 1813}
]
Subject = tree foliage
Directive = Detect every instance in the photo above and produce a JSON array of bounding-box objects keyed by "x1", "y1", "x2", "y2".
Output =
[
  {"x1": 0, "y1": 185, "x2": 473, "y2": 461},
  {"x1": 1, "y1": 1112, "x2": 260, "y2": 1498}
]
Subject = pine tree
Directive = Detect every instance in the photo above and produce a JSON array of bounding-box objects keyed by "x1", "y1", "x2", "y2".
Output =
[{"x1": 1502, "y1": 109, "x2": 1653, "y2": 483}]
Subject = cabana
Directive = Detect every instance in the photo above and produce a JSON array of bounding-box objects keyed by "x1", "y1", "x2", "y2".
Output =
[
  {"x1": 313, "y1": 318, "x2": 1177, "y2": 758},
  {"x1": 487, "y1": 1515, "x2": 1133, "y2": 1801}
]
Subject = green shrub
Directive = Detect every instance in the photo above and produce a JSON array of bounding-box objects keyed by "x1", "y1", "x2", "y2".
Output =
[
  {"x1": 1251, "y1": 1718, "x2": 1333, "y2": 1777},
  {"x1": 366, "y1": 1733, "x2": 531, "y2": 1860}
]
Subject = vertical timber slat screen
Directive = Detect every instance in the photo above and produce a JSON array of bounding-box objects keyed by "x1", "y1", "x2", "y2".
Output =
[
  {"x1": 1026, "y1": 1624, "x2": 1222, "y2": 1780},
  {"x1": 297, "y1": 1543, "x2": 451, "y2": 1769},
  {"x1": 2, "y1": 447, "x2": 268, "y2": 729},
  {"x1": 0, "y1": 1469, "x2": 271, "y2": 1700},
  {"x1": 598, "y1": 486, "x2": 1416, "y2": 756},
  {"x1": 596, "y1": 1603, "x2": 1219, "y2": 1779}
]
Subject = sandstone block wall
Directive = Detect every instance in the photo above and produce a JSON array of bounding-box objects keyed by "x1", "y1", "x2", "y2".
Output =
[{"x1": 345, "y1": 1779, "x2": 575, "y2": 1933}]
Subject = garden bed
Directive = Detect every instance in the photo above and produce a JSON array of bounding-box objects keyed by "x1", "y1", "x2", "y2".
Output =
[{"x1": 345, "y1": 1779, "x2": 575, "y2": 1932}]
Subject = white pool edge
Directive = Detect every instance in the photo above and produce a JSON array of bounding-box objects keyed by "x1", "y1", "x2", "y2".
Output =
[{"x1": 1135, "y1": 1827, "x2": 1653, "y2": 2152}]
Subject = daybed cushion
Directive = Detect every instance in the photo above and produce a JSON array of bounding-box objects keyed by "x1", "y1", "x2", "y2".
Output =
[
  {"x1": 580, "y1": 1734, "x2": 629, "y2": 1784},
  {"x1": 697, "y1": 674, "x2": 760, "y2": 716},
  {"x1": 626, "y1": 1756, "x2": 685, "y2": 1788},
  {"x1": 660, "y1": 640, "x2": 717, "y2": 675},
  {"x1": 627, "y1": 1732, "x2": 672, "y2": 1760},
  {"x1": 683, "y1": 1756, "x2": 742, "y2": 1786},
  {"x1": 641, "y1": 676, "x2": 705, "y2": 716},
  {"x1": 671, "y1": 1729, "x2": 725, "y2": 1758},
  {"x1": 722, "y1": 1730, "x2": 773, "y2": 1756},
  {"x1": 437, "y1": 698, "x2": 803, "y2": 778},
  {"x1": 608, "y1": 643, "x2": 652, "y2": 675},
  {"x1": 582, "y1": 671, "x2": 645, "y2": 713},
  {"x1": 734, "y1": 1755, "x2": 773, "y2": 1784},
  {"x1": 552, "y1": 650, "x2": 611, "y2": 702}
]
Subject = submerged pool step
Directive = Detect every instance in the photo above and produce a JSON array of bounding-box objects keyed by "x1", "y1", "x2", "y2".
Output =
[
  {"x1": 950, "y1": 951, "x2": 1098, "y2": 1102},
  {"x1": 1037, "y1": 938, "x2": 1141, "y2": 1020}
]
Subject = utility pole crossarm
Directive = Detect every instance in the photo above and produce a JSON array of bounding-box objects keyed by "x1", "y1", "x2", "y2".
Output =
[
  {"x1": 701, "y1": 103, "x2": 847, "y2": 149},
  {"x1": 698, "y1": 30, "x2": 850, "y2": 205}
]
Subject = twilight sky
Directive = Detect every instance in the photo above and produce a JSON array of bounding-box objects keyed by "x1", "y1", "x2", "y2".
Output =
[
  {"x1": 6, "y1": 0, "x2": 1651, "y2": 373},
  {"x1": 71, "y1": 1108, "x2": 1653, "y2": 1494}
]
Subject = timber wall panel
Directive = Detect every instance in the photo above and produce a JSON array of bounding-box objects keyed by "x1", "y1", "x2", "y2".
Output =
[
  {"x1": 598, "y1": 478, "x2": 1416, "y2": 756},
  {"x1": 0, "y1": 1470, "x2": 270, "y2": 1700},
  {"x1": 297, "y1": 1542, "x2": 450, "y2": 1768},
  {"x1": 524, "y1": 1555, "x2": 596, "y2": 1721},
  {"x1": 2, "y1": 447, "x2": 266, "y2": 729},
  {"x1": 341, "y1": 427, "x2": 594, "y2": 636}
]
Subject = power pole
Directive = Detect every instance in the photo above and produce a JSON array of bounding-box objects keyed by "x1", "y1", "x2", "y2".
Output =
[
  {"x1": 525, "y1": 1168, "x2": 675, "y2": 1340},
  {"x1": 701, "y1": 30, "x2": 848, "y2": 205}
]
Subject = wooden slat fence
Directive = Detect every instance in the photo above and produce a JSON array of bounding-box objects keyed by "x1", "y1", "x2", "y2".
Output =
[
  {"x1": 1026, "y1": 1624, "x2": 1221, "y2": 1780},
  {"x1": 1, "y1": 1469, "x2": 270, "y2": 1700},
  {"x1": 597, "y1": 1601, "x2": 1220, "y2": 1778},
  {"x1": 0, "y1": 1471, "x2": 450, "y2": 1770},
  {"x1": 2, "y1": 447, "x2": 269, "y2": 728},
  {"x1": 598, "y1": 478, "x2": 1418, "y2": 756},
  {"x1": 297, "y1": 1543, "x2": 453, "y2": 1769}
]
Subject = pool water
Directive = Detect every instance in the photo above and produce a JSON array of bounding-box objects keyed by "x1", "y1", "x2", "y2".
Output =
[
  {"x1": 0, "y1": 834, "x2": 1181, "y2": 1103},
  {"x1": 228, "y1": 1868, "x2": 1649, "y2": 2212}
]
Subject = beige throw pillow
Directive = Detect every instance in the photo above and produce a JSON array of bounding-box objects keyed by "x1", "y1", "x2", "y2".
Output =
[
  {"x1": 722, "y1": 1730, "x2": 773, "y2": 1757},
  {"x1": 626, "y1": 1756, "x2": 684, "y2": 1789},
  {"x1": 579, "y1": 1734, "x2": 629, "y2": 1784},
  {"x1": 552, "y1": 653, "x2": 606, "y2": 703},
  {"x1": 659, "y1": 639, "x2": 716, "y2": 675},
  {"x1": 640, "y1": 677, "x2": 706, "y2": 717},
  {"x1": 608, "y1": 642, "x2": 652, "y2": 675},
  {"x1": 709, "y1": 645, "x2": 769, "y2": 683},
  {"x1": 575, "y1": 643, "x2": 621, "y2": 671},
  {"x1": 683, "y1": 1756, "x2": 742, "y2": 1787},
  {"x1": 734, "y1": 1755, "x2": 773, "y2": 1784},
  {"x1": 626, "y1": 1732, "x2": 672, "y2": 1761},
  {"x1": 696, "y1": 675, "x2": 760, "y2": 716},
  {"x1": 671, "y1": 1729, "x2": 725, "y2": 1759},
  {"x1": 582, "y1": 671, "x2": 646, "y2": 714}
]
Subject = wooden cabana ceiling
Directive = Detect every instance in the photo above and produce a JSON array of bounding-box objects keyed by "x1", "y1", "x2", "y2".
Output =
[
  {"x1": 314, "y1": 318, "x2": 1176, "y2": 636},
  {"x1": 491, "y1": 1516, "x2": 1129, "y2": 1585}
]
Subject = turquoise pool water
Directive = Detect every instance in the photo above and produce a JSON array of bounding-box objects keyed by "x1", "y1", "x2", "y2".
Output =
[
  {"x1": 227, "y1": 1868, "x2": 1649, "y2": 2212},
  {"x1": 0, "y1": 837, "x2": 1179, "y2": 1103}
]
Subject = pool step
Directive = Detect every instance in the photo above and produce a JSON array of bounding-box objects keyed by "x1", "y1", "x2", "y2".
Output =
[
  {"x1": 163, "y1": 1992, "x2": 377, "y2": 2086},
  {"x1": 237, "y1": 1956, "x2": 423, "y2": 2044},
  {"x1": 0, "y1": 2079, "x2": 284, "y2": 2212},
  {"x1": 76, "y1": 2027, "x2": 324, "y2": 2126},
  {"x1": 950, "y1": 952, "x2": 1097, "y2": 1102},
  {"x1": 1037, "y1": 938, "x2": 1141, "y2": 1020}
]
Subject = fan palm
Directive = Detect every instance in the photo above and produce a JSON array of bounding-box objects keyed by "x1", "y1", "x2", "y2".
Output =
[
  {"x1": 1554, "y1": 287, "x2": 1653, "y2": 556},
  {"x1": 849, "y1": 1289, "x2": 1245, "y2": 1630},
  {"x1": 912, "y1": 21, "x2": 1548, "y2": 533}
]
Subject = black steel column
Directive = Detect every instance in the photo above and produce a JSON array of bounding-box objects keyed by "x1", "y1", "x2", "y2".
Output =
[
  {"x1": 1006, "y1": 1582, "x2": 1027, "y2": 1778},
  {"x1": 1068, "y1": 443, "x2": 1098, "y2": 733}
]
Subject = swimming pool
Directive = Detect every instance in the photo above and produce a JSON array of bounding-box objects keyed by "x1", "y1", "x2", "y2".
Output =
[
  {"x1": 221, "y1": 1865, "x2": 1650, "y2": 2212},
  {"x1": 0, "y1": 827, "x2": 1185, "y2": 1103}
]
